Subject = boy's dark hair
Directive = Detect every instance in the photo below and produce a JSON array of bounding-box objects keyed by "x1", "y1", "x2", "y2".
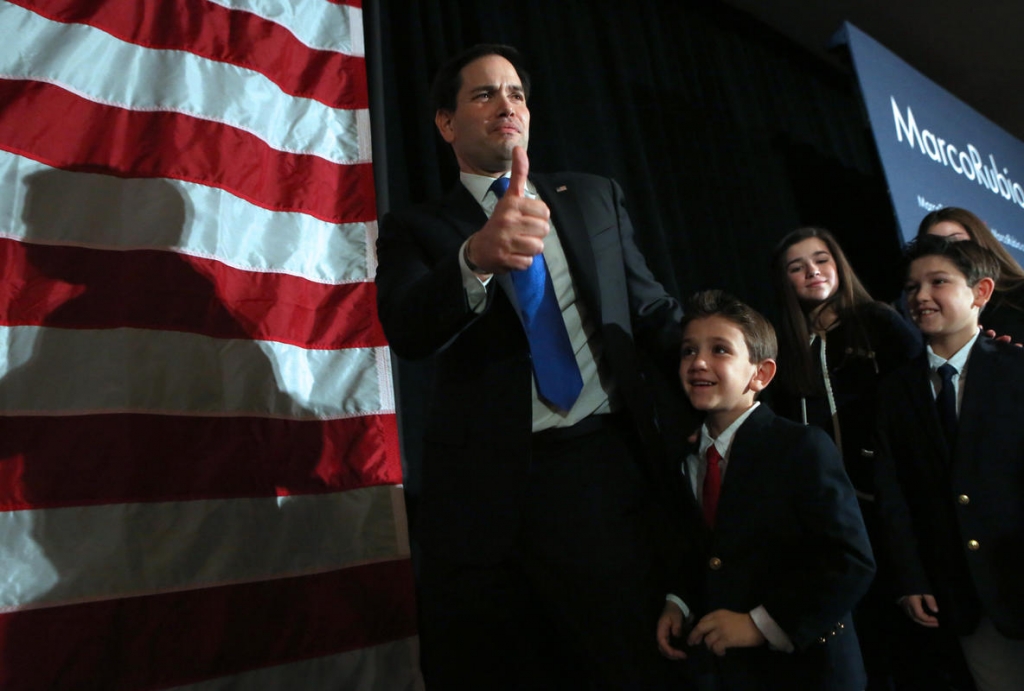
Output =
[
  {"x1": 917, "y1": 206, "x2": 1024, "y2": 289},
  {"x1": 905, "y1": 234, "x2": 1001, "y2": 287},
  {"x1": 681, "y1": 289, "x2": 778, "y2": 362},
  {"x1": 431, "y1": 44, "x2": 531, "y2": 113}
]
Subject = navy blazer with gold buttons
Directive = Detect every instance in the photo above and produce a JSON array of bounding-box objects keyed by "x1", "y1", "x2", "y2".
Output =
[
  {"x1": 672, "y1": 403, "x2": 875, "y2": 690},
  {"x1": 874, "y1": 335, "x2": 1024, "y2": 639}
]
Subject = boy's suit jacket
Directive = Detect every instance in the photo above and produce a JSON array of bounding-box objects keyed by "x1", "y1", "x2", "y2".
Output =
[
  {"x1": 874, "y1": 335, "x2": 1024, "y2": 638},
  {"x1": 673, "y1": 404, "x2": 875, "y2": 691}
]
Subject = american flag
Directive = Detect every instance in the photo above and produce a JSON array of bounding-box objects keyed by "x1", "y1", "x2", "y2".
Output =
[{"x1": 0, "y1": 0, "x2": 419, "y2": 688}]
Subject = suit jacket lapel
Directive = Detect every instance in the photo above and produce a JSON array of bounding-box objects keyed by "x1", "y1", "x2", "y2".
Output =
[
  {"x1": 902, "y1": 356, "x2": 952, "y2": 467},
  {"x1": 953, "y1": 337, "x2": 995, "y2": 467},
  {"x1": 532, "y1": 174, "x2": 602, "y2": 319},
  {"x1": 678, "y1": 441, "x2": 713, "y2": 549},
  {"x1": 441, "y1": 180, "x2": 488, "y2": 239},
  {"x1": 679, "y1": 442, "x2": 701, "y2": 513},
  {"x1": 715, "y1": 405, "x2": 773, "y2": 533}
]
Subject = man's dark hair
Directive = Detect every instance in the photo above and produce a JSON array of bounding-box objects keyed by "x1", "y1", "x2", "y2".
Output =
[
  {"x1": 680, "y1": 289, "x2": 778, "y2": 362},
  {"x1": 431, "y1": 44, "x2": 531, "y2": 113},
  {"x1": 905, "y1": 233, "x2": 1001, "y2": 287}
]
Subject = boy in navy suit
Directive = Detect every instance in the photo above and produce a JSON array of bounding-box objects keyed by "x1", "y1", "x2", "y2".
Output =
[
  {"x1": 874, "y1": 235, "x2": 1024, "y2": 691},
  {"x1": 656, "y1": 290, "x2": 875, "y2": 690}
]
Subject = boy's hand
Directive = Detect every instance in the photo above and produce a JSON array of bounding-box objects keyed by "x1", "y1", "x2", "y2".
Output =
[
  {"x1": 656, "y1": 601, "x2": 689, "y2": 660},
  {"x1": 900, "y1": 594, "x2": 940, "y2": 628},
  {"x1": 687, "y1": 609, "x2": 765, "y2": 656}
]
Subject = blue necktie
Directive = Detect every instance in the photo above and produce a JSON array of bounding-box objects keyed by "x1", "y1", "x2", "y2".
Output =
[
  {"x1": 490, "y1": 176, "x2": 583, "y2": 411},
  {"x1": 936, "y1": 362, "x2": 958, "y2": 446}
]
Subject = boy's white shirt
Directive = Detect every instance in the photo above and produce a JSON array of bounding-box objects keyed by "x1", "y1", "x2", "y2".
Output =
[
  {"x1": 925, "y1": 329, "x2": 980, "y2": 412},
  {"x1": 685, "y1": 402, "x2": 759, "y2": 498}
]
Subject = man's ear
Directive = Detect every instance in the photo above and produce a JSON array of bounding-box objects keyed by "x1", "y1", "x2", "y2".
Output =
[
  {"x1": 749, "y1": 359, "x2": 777, "y2": 393},
  {"x1": 972, "y1": 276, "x2": 996, "y2": 309},
  {"x1": 435, "y1": 109, "x2": 455, "y2": 144}
]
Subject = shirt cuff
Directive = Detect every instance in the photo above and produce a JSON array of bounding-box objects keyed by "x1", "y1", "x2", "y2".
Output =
[
  {"x1": 665, "y1": 594, "x2": 693, "y2": 622},
  {"x1": 750, "y1": 606, "x2": 794, "y2": 653},
  {"x1": 458, "y1": 239, "x2": 491, "y2": 312}
]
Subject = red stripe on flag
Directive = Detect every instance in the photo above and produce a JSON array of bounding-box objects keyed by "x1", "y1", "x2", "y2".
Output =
[
  {"x1": 0, "y1": 79, "x2": 376, "y2": 224},
  {"x1": 0, "y1": 559, "x2": 417, "y2": 690},
  {"x1": 0, "y1": 413, "x2": 401, "y2": 511},
  {"x1": 9, "y1": 0, "x2": 367, "y2": 109},
  {"x1": 0, "y1": 239, "x2": 385, "y2": 350}
]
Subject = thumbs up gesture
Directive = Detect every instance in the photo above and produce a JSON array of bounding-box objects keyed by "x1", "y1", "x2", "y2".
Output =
[{"x1": 464, "y1": 146, "x2": 551, "y2": 275}]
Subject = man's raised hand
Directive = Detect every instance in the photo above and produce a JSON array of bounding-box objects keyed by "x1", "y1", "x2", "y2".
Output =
[{"x1": 464, "y1": 146, "x2": 550, "y2": 275}]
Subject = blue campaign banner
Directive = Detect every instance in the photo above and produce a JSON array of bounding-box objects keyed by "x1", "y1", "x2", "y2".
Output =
[{"x1": 835, "y1": 22, "x2": 1024, "y2": 265}]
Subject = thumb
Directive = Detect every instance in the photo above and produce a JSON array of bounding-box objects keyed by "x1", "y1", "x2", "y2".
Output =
[
  {"x1": 508, "y1": 146, "x2": 529, "y2": 197},
  {"x1": 923, "y1": 594, "x2": 939, "y2": 613}
]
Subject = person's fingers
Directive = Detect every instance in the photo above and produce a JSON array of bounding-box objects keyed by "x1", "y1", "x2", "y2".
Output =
[
  {"x1": 685, "y1": 617, "x2": 712, "y2": 647},
  {"x1": 905, "y1": 595, "x2": 940, "y2": 627},
  {"x1": 508, "y1": 146, "x2": 528, "y2": 198}
]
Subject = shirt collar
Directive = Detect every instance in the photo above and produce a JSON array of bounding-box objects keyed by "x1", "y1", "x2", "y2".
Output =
[
  {"x1": 698, "y1": 402, "x2": 760, "y2": 459},
  {"x1": 926, "y1": 329, "x2": 980, "y2": 373},
  {"x1": 461, "y1": 171, "x2": 507, "y2": 205},
  {"x1": 460, "y1": 171, "x2": 536, "y2": 207}
]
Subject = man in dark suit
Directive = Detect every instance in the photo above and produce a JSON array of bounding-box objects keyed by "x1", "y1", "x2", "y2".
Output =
[
  {"x1": 375, "y1": 44, "x2": 683, "y2": 688},
  {"x1": 874, "y1": 236, "x2": 1024, "y2": 691}
]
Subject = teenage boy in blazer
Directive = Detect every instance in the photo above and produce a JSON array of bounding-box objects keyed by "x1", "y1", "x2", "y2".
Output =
[
  {"x1": 874, "y1": 235, "x2": 1024, "y2": 691},
  {"x1": 657, "y1": 290, "x2": 875, "y2": 690}
]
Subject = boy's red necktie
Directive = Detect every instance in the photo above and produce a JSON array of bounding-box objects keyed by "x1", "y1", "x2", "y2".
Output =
[{"x1": 703, "y1": 445, "x2": 722, "y2": 529}]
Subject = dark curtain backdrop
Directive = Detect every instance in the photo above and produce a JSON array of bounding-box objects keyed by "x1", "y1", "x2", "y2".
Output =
[{"x1": 364, "y1": 0, "x2": 907, "y2": 521}]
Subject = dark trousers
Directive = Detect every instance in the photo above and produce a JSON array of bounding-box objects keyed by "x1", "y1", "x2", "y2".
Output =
[{"x1": 417, "y1": 419, "x2": 682, "y2": 690}]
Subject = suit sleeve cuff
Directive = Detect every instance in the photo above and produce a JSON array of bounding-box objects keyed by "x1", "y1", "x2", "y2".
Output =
[
  {"x1": 665, "y1": 594, "x2": 693, "y2": 622},
  {"x1": 750, "y1": 606, "x2": 794, "y2": 653},
  {"x1": 458, "y1": 239, "x2": 491, "y2": 312}
]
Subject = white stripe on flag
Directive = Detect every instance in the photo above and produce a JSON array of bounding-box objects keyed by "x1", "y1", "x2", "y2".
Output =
[
  {"x1": 204, "y1": 0, "x2": 364, "y2": 56},
  {"x1": 0, "y1": 154, "x2": 374, "y2": 284},
  {"x1": 0, "y1": 326, "x2": 392, "y2": 419},
  {"x1": 0, "y1": 2, "x2": 367, "y2": 164},
  {"x1": 0, "y1": 485, "x2": 409, "y2": 611}
]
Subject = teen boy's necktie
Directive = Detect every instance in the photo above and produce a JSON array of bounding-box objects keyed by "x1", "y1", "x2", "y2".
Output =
[
  {"x1": 936, "y1": 363, "x2": 958, "y2": 446},
  {"x1": 490, "y1": 176, "x2": 583, "y2": 412},
  {"x1": 703, "y1": 445, "x2": 722, "y2": 529}
]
